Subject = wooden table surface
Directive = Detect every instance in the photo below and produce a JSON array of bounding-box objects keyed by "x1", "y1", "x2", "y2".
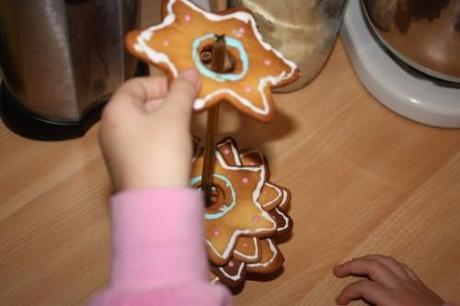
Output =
[{"x1": 1, "y1": 5, "x2": 460, "y2": 306}]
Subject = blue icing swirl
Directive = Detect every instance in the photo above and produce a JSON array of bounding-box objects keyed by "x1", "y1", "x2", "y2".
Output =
[
  {"x1": 190, "y1": 174, "x2": 237, "y2": 220},
  {"x1": 192, "y1": 33, "x2": 249, "y2": 82}
]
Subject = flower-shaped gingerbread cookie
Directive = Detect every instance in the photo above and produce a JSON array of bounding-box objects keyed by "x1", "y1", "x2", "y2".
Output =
[{"x1": 125, "y1": 0, "x2": 300, "y2": 122}]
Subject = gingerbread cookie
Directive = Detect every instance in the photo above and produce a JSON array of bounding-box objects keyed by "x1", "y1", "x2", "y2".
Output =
[
  {"x1": 270, "y1": 208, "x2": 292, "y2": 236},
  {"x1": 191, "y1": 147, "x2": 277, "y2": 265},
  {"x1": 196, "y1": 138, "x2": 293, "y2": 286},
  {"x1": 126, "y1": 0, "x2": 300, "y2": 122},
  {"x1": 240, "y1": 150, "x2": 292, "y2": 213},
  {"x1": 211, "y1": 258, "x2": 247, "y2": 287},
  {"x1": 233, "y1": 237, "x2": 261, "y2": 263},
  {"x1": 237, "y1": 147, "x2": 293, "y2": 238},
  {"x1": 246, "y1": 239, "x2": 284, "y2": 274}
]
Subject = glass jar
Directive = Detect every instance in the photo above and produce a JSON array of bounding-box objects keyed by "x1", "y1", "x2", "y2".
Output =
[{"x1": 205, "y1": 0, "x2": 348, "y2": 92}]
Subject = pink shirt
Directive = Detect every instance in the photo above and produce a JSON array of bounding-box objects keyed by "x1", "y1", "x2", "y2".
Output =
[{"x1": 88, "y1": 188, "x2": 232, "y2": 306}]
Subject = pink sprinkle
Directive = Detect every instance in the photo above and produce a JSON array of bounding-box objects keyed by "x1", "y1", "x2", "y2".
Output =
[
  {"x1": 252, "y1": 215, "x2": 261, "y2": 223},
  {"x1": 224, "y1": 149, "x2": 230, "y2": 155},
  {"x1": 228, "y1": 261, "x2": 235, "y2": 268},
  {"x1": 263, "y1": 190, "x2": 268, "y2": 195},
  {"x1": 163, "y1": 40, "x2": 170, "y2": 47},
  {"x1": 184, "y1": 14, "x2": 192, "y2": 22},
  {"x1": 245, "y1": 86, "x2": 253, "y2": 93},
  {"x1": 242, "y1": 177, "x2": 249, "y2": 184},
  {"x1": 242, "y1": 242, "x2": 248, "y2": 248},
  {"x1": 213, "y1": 229, "x2": 220, "y2": 237},
  {"x1": 264, "y1": 59, "x2": 272, "y2": 66},
  {"x1": 233, "y1": 27, "x2": 246, "y2": 38}
]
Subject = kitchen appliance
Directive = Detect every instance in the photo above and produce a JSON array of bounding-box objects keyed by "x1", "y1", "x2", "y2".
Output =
[
  {"x1": 0, "y1": 0, "x2": 147, "y2": 140},
  {"x1": 341, "y1": 0, "x2": 460, "y2": 128}
]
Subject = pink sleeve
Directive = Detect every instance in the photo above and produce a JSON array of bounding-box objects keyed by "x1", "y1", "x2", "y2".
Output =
[{"x1": 88, "y1": 188, "x2": 232, "y2": 306}]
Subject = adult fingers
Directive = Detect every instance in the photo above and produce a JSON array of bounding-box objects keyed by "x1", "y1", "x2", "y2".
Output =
[
  {"x1": 362, "y1": 254, "x2": 412, "y2": 282},
  {"x1": 334, "y1": 257, "x2": 399, "y2": 287},
  {"x1": 112, "y1": 76, "x2": 168, "y2": 109},
  {"x1": 164, "y1": 69, "x2": 201, "y2": 115},
  {"x1": 336, "y1": 279, "x2": 391, "y2": 305}
]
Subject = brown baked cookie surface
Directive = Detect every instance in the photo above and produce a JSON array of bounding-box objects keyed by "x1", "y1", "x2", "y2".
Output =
[
  {"x1": 191, "y1": 146, "x2": 277, "y2": 266},
  {"x1": 195, "y1": 138, "x2": 293, "y2": 287},
  {"x1": 125, "y1": 0, "x2": 299, "y2": 122}
]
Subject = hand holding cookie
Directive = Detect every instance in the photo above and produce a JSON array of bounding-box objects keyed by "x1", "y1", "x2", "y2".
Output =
[
  {"x1": 99, "y1": 70, "x2": 201, "y2": 191},
  {"x1": 126, "y1": 0, "x2": 299, "y2": 122},
  {"x1": 334, "y1": 255, "x2": 445, "y2": 306}
]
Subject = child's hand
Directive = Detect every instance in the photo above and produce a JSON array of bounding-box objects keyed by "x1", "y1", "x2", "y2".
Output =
[
  {"x1": 334, "y1": 255, "x2": 444, "y2": 306},
  {"x1": 99, "y1": 69, "x2": 201, "y2": 191}
]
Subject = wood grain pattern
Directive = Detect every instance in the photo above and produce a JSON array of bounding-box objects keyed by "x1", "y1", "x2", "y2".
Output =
[{"x1": 1, "y1": 2, "x2": 459, "y2": 305}]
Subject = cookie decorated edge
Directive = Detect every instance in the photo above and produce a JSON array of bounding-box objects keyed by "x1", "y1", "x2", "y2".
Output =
[{"x1": 125, "y1": 0, "x2": 300, "y2": 122}]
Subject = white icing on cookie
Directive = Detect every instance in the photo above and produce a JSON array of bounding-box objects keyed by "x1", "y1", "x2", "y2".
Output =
[
  {"x1": 247, "y1": 239, "x2": 279, "y2": 269},
  {"x1": 217, "y1": 138, "x2": 242, "y2": 166},
  {"x1": 279, "y1": 189, "x2": 290, "y2": 211},
  {"x1": 275, "y1": 207, "x2": 290, "y2": 232},
  {"x1": 210, "y1": 275, "x2": 220, "y2": 284},
  {"x1": 234, "y1": 237, "x2": 260, "y2": 261},
  {"x1": 135, "y1": 13, "x2": 179, "y2": 76},
  {"x1": 218, "y1": 261, "x2": 246, "y2": 282},
  {"x1": 261, "y1": 182, "x2": 283, "y2": 210},
  {"x1": 205, "y1": 150, "x2": 277, "y2": 261}
]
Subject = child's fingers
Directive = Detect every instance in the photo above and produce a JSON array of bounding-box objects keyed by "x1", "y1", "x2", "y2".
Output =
[
  {"x1": 334, "y1": 257, "x2": 398, "y2": 287},
  {"x1": 164, "y1": 69, "x2": 201, "y2": 114},
  {"x1": 112, "y1": 76, "x2": 168, "y2": 108},
  {"x1": 336, "y1": 279, "x2": 390, "y2": 305},
  {"x1": 145, "y1": 98, "x2": 165, "y2": 112},
  {"x1": 361, "y1": 254, "x2": 412, "y2": 282}
]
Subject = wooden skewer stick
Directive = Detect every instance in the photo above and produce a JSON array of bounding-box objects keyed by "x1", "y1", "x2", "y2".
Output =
[
  {"x1": 201, "y1": 35, "x2": 227, "y2": 206},
  {"x1": 209, "y1": 0, "x2": 241, "y2": 12},
  {"x1": 209, "y1": 0, "x2": 227, "y2": 12}
]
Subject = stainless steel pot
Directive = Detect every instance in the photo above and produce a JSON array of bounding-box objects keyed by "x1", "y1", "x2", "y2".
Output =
[
  {"x1": 0, "y1": 0, "x2": 145, "y2": 140},
  {"x1": 362, "y1": 0, "x2": 460, "y2": 83}
]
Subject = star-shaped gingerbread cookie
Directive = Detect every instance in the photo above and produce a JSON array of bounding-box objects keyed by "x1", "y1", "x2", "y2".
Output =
[
  {"x1": 193, "y1": 138, "x2": 293, "y2": 287},
  {"x1": 191, "y1": 148, "x2": 277, "y2": 265},
  {"x1": 126, "y1": 0, "x2": 300, "y2": 122}
]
